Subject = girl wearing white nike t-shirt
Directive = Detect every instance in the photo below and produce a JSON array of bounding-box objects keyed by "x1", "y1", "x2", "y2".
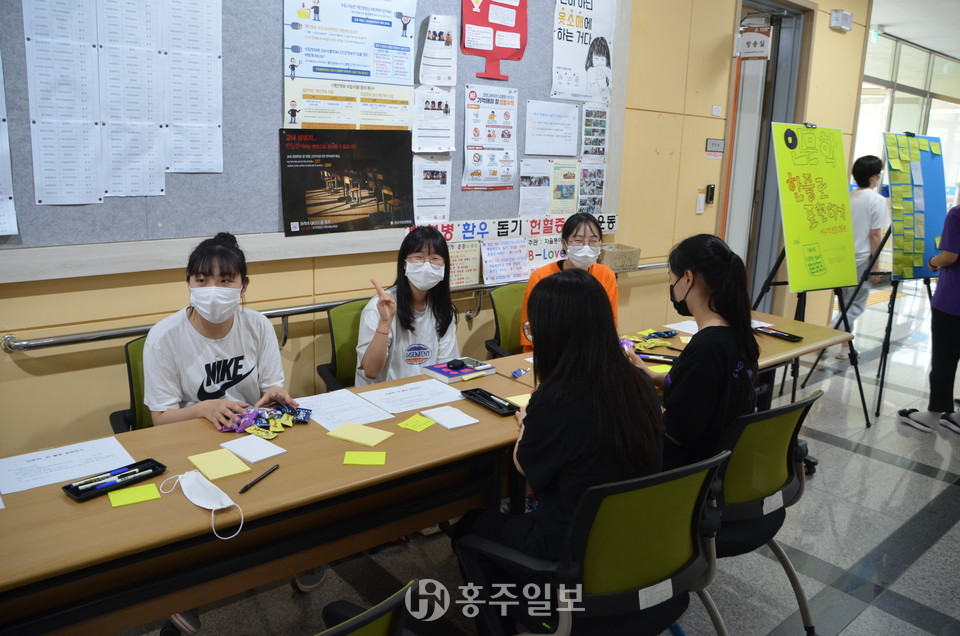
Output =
[
  {"x1": 143, "y1": 233, "x2": 297, "y2": 429},
  {"x1": 356, "y1": 226, "x2": 459, "y2": 386}
]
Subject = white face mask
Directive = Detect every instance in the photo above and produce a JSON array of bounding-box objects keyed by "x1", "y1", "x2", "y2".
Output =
[
  {"x1": 405, "y1": 261, "x2": 445, "y2": 291},
  {"x1": 190, "y1": 286, "x2": 242, "y2": 324},
  {"x1": 566, "y1": 244, "x2": 601, "y2": 269},
  {"x1": 161, "y1": 470, "x2": 244, "y2": 540}
]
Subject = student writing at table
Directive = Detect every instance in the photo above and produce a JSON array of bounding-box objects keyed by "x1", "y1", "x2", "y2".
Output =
[
  {"x1": 356, "y1": 226, "x2": 459, "y2": 385},
  {"x1": 519, "y1": 212, "x2": 618, "y2": 353},
  {"x1": 630, "y1": 234, "x2": 758, "y2": 469},
  {"x1": 454, "y1": 269, "x2": 661, "y2": 632},
  {"x1": 143, "y1": 232, "x2": 298, "y2": 429}
]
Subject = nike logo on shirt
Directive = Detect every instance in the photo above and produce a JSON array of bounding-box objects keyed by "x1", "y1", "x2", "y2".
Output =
[{"x1": 196, "y1": 355, "x2": 256, "y2": 401}]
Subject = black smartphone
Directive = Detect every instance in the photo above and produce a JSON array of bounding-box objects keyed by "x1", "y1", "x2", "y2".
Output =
[{"x1": 755, "y1": 326, "x2": 803, "y2": 342}]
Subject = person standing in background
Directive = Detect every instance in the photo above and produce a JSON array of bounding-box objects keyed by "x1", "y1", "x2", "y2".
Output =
[
  {"x1": 835, "y1": 155, "x2": 889, "y2": 359},
  {"x1": 899, "y1": 204, "x2": 960, "y2": 434}
]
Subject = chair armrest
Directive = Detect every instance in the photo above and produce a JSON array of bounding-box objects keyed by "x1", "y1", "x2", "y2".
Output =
[
  {"x1": 109, "y1": 409, "x2": 134, "y2": 434},
  {"x1": 317, "y1": 364, "x2": 344, "y2": 392},
  {"x1": 456, "y1": 534, "x2": 559, "y2": 577},
  {"x1": 484, "y1": 339, "x2": 510, "y2": 359}
]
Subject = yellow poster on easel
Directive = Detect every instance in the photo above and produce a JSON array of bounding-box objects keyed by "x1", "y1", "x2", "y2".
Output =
[{"x1": 771, "y1": 123, "x2": 858, "y2": 293}]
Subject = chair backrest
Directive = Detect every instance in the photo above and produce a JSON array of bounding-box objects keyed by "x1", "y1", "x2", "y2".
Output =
[
  {"x1": 125, "y1": 336, "x2": 152, "y2": 429},
  {"x1": 717, "y1": 391, "x2": 823, "y2": 521},
  {"x1": 488, "y1": 282, "x2": 526, "y2": 356},
  {"x1": 328, "y1": 299, "x2": 369, "y2": 388},
  {"x1": 319, "y1": 580, "x2": 417, "y2": 636},
  {"x1": 564, "y1": 452, "x2": 730, "y2": 615}
]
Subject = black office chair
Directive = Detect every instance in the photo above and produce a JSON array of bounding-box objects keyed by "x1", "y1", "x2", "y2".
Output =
[
  {"x1": 456, "y1": 453, "x2": 731, "y2": 636},
  {"x1": 319, "y1": 579, "x2": 418, "y2": 635},
  {"x1": 714, "y1": 391, "x2": 824, "y2": 636}
]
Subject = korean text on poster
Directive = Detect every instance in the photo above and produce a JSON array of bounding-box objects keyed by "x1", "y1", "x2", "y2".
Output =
[
  {"x1": 481, "y1": 237, "x2": 528, "y2": 284},
  {"x1": 413, "y1": 154, "x2": 453, "y2": 223},
  {"x1": 420, "y1": 15, "x2": 458, "y2": 86},
  {"x1": 551, "y1": 0, "x2": 615, "y2": 103},
  {"x1": 462, "y1": 84, "x2": 518, "y2": 190},
  {"x1": 770, "y1": 123, "x2": 857, "y2": 292},
  {"x1": 449, "y1": 240, "x2": 482, "y2": 287},
  {"x1": 461, "y1": 0, "x2": 528, "y2": 81}
]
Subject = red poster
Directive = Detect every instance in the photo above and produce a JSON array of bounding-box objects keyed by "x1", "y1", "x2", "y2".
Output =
[{"x1": 460, "y1": 0, "x2": 528, "y2": 81}]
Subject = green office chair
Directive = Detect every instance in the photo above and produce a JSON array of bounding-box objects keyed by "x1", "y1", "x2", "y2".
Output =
[
  {"x1": 317, "y1": 299, "x2": 368, "y2": 391},
  {"x1": 714, "y1": 390, "x2": 824, "y2": 636},
  {"x1": 108, "y1": 336, "x2": 151, "y2": 433},
  {"x1": 319, "y1": 579, "x2": 418, "y2": 635},
  {"x1": 456, "y1": 452, "x2": 731, "y2": 636},
  {"x1": 485, "y1": 282, "x2": 526, "y2": 358}
]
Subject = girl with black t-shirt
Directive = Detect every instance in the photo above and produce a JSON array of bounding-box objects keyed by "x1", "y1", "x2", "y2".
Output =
[{"x1": 630, "y1": 234, "x2": 759, "y2": 469}]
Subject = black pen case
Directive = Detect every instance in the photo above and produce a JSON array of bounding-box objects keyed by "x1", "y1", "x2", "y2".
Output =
[
  {"x1": 461, "y1": 388, "x2": 520, "y2": 416},
  {"x1": 62, "y1": 458, "x2": 167, "y2": 502}
]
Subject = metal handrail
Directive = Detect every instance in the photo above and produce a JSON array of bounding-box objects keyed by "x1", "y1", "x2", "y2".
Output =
[{"x1": 1, "y1": 262, "x2": 667, "y2": 353}]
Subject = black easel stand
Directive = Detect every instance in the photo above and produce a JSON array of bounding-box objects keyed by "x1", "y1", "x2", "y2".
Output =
[{"x1": 873, "y1": 275, "x2": 934, "y2": 416}]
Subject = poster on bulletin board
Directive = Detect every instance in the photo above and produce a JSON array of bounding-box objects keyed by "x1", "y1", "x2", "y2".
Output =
[
  {"x1": 882, "y1": 132, "x2": 947, "y2": 280},
  {"x1": 771, "y1": 123, "x2": 858, "y2": 293}
]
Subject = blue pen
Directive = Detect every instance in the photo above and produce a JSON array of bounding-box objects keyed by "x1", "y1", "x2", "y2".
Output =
[
  {"x1": 77, "y1": 469, "x2": 141, "y2": 491},
  {"x1": 93, "y1": 471, "x2": 150, "y2": 490},
  {"x1": 70, "y1": 466, "x2": 131, "y2": 488}
]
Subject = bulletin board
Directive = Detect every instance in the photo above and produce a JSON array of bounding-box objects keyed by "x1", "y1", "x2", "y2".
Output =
[
  {"x1": 770, "y1": 123, "x2": 858, "y2": 293},
  {"x1": 882, "y1": 132, "x2": 947, "y2": 280},
  {"x1": 0, "y1": 0, "x2": 627, "y2": 254}
]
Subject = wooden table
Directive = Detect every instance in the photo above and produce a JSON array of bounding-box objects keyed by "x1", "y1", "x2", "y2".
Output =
[
  {"x1": 0, "y1": 373, "x2": 530, "y2": 635},
  {"x1": 496, "y1": 312, "x2": 852, "y2": 405}
]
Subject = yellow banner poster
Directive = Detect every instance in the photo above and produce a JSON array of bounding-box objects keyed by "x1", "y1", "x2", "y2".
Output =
[{"x1": 771, "y1": 123, "x2": 858, "y2": 292}]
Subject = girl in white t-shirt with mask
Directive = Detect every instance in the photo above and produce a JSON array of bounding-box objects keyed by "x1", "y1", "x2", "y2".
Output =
[
  {"x1": 356, "y1": 226, "x2": 459, "y2": 385},
  {"x1": 143, "y1": 232, "x2": 297, "y2": 429}
]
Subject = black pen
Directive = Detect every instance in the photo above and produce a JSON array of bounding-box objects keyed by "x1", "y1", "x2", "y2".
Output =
[
  {"x1": 666, "y1": 346, "x2": 684, "y2": 353},
  {"x1": 239, "y1": 464, "x2": 279, "y2": 494}
]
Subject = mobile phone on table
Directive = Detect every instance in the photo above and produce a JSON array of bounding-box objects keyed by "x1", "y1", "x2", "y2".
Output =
[{"x1": 755, "y1": 326, "x2": 803, "y2": 342}]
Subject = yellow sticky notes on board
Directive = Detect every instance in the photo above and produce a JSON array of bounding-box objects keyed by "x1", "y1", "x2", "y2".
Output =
[
  {"x1": 327, "y1": 422, "x2": 394, "y2": 447},
  {"x1": 188, "y1": 449, "x2": 251, "y2": 481},
  {"x1": 903, "y1": 266, "x2": 914, "y2": 279},
  {"x1": 910, "y1": 146, "x2": 921, "y2": 162},
  {"x1": 902, "y1": 200, "x2": 914, "y2": 215},
  {"x1": 919, "y1": 138, "x2": 930, "y2": 152},
  {"x1": 343, "y1": 451, "x2": 386, "y2": 466},
  {"x1": 892, "y1": 208, "x2": 903, "y2": 221},
  {"x1": 898, "y1": 135, "x2": 909, "y2": 148},
  {"x1": 888, "y1": 157, "x2": 902, "y2": 171},
  {"x1": 913, "y1": 253, "x2": 924, "y2": 267},
  {"x1": 915, "y1": 240, "x2": 925, "y2": 253},
  {"x1": 108, "y1": 483, "x2": 161, "y2": 507},
  {"x1": 648, "y1": 364, "x2": 673, "y2": 374},
  {"x1": 903, "y1": 214, "x2": 914, "y2": 229},
  {"x1": 931, "y1": 141, "x2": 941, "y2": 155},
  {"x1": 397, "y1": 414, "x2": 436, "y2": 432},
  {"x1": 893, "y1": 221, "x2": 904, "y2": 236},
  {"x1": 507, "y1": 394, "x2": 531, "y2": 407},
  {"x1": 899, "y1": 148, "x2": 911, "y2": 161},
  {"x1": 889, "y1": 169, "x2": 911, "y2": 184}
]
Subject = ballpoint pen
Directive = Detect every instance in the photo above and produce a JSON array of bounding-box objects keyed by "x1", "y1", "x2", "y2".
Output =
[{"x1": 239, "y1": 464, "x2": 279, "y2": 494}]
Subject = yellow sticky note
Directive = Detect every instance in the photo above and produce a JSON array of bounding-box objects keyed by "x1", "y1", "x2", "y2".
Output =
[
  {"x1": 903, "y1": 266, "x2": 914, "y2": 279},
  {"x1": 902, "y1": 200, "x2": 914, "y2": 215},
  {"x1": 891, "y1": 208, "x2": 903, "y2": 221},
  {"x1": 890, "y1": 170, "x2": 910, "y2": 184},
  {"x1": 679, "y1": 336, "x2": 692, "y2": 344},
  {"x1": 903, "y1": 214, "x2": 914, "y2": 229},
  {"x1": 397, "y1": 414, "x2": 436, "y2": 432},
  {"x1": 648, "y1": 364, "x2": 672, "y2": 374},
  {"x1": 327, "y1": 422, "x2": 394, "y2": 447},
  {"x1": 343, "y1": 451, "x2": 386, "y2": 466},
  {"x1": 899, "y1": 148, "x2": 911, "y2": 161},
  {"x1": 893, "y1": 236, "x2": 904, "y2": 250},
  {"x1": 915, "y1": 213, "x2": 925, "y2": 238},
  {"x1": 910, "y1": 146, "x2": 921, "y2": 162},
  {"x1": 919, "y1": 138, "x2": 930, "y2": 152},
  {"x1": 635, "y1": 328, "x2": 656, "y2": 336},
  {"x1": 108, "y1": 483, "x2": 161, "y2": 507},
  {"x1": 893, "y1": 264, "x2": 903, "y2": 277},
  {"x1": 892, "y1": 185, "x2": 912, "y2": 198},
  {"x1": 904, "y1": 229, "x2": 915, "y2": 243},
  {"x1": 892, "y1": 221, "x2": 904, "y2": 236},
  {"x1": 188, "y1": 448, "x2": 251, "y2": 480},
  {"x1": 913, "y1": 253, "x2": 923, "y2": 267},
  {"x1": 931, "y1": 141, "x2": 941, "y2": 155},
  {"x1": 885, "y1": 133, "x2": 897, "y2": 146},
  {"x1": 915, "y1": 240, "x2": 925, "y2": 253},
  {"x1": 898, "y1": 135, "x2": 909, "y2": 148},
  {"x1": 892, "y1": 195, "x2": 903, "y2": 210},
  {"x1": 888, "y1": 157, "x2": 902, "y2": 171},
  {"x1": 507, "y1": 394, "x2": 531, "y2": 407},
  {"x1": 909, "y1": 138, "x2": 920, "y2": 151}
]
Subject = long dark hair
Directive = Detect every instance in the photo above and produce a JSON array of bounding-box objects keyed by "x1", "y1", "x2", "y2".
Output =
[
  {"x1": 528, "y1": 269, "x2": 661, "y2": 474},
  {"x1": 394, "y1": 226, "x2": 457, "y2": 337},
  {"x1": 668, "y1": 234, "x2": 759, "y2": 364},
  {"x1": 186, "y1": 232, "x2": 248, "y2": 284}
]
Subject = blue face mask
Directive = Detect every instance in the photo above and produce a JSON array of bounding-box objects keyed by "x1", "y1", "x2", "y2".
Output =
[{"x1": 669, "y1": 279, "x2": 692, "y2": 316}]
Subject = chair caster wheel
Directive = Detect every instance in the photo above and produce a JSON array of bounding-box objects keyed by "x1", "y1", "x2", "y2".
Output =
[{"x1": 803, "y1": 455, "x2": 818, "y2": 475}]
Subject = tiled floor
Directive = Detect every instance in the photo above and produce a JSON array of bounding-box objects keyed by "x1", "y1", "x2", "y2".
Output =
[{"x1": 119, "y1": 279, "x2": 960, "y2": 635}]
